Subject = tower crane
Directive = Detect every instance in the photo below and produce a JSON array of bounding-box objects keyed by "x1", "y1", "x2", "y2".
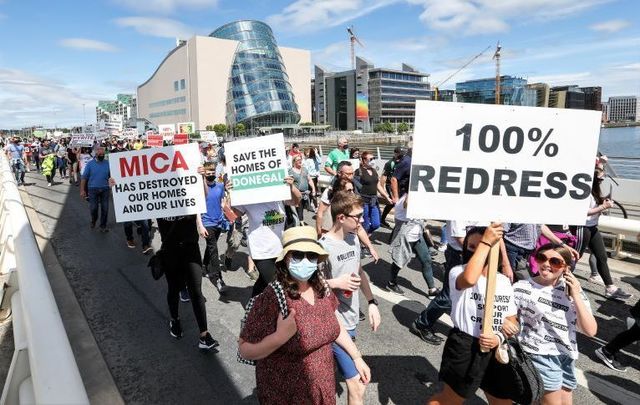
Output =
[
  {"x1": 493, "y1": 42, "x2": 501, "y2": 104},
  {"x1": 433, "y1": 45, "x2": 491, "y2": 101},
  {"x1": 347, "y1": 26, "x2": 364, "y2": 70}
]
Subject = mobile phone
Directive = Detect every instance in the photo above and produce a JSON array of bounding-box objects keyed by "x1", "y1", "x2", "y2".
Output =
[{"x1": 562, "y1": 272, "x2": 571, "y2": 298}]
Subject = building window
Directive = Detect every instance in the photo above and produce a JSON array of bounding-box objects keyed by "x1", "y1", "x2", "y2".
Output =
[
  {"x1": 174, "y1": 81, "x2": 179, "y2": 91},
  {"x1": 180, "y1": 79, "x2": 186, "y2": 90}
]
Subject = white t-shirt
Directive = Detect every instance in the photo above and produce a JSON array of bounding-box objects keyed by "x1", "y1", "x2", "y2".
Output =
[
  {"x1": 394, "y1": 195, "x2": 422, "y2": 242},
  {"x1": 446, "y1": 221, "x2": 489, "y2": 251},
  {"x1": 514, "y1": 279, "x2": 592, "y2": 359},
  {"x1": 236, "y1": 201, "x2": 285, "y2": 260},
  {"x1": 79, "y1": 154, "x2": 93, "y2": 176},
  {"x1": 449, "y1": 265, "x2": 516, "y2": 338},
  {"x1": 585, "y1": 194, "x2": 600, "y2": 227}
]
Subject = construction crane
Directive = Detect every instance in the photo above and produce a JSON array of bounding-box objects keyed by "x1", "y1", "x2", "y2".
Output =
[
  {"x1": 347, "y1": 26, "x2": 364, "y2": 70},
  {"x1": 493, "y1": 41, "x2": 501, "y2": 104},
  {"x1": 433, "y1": 45, "x2": 491, "y2": 101}
]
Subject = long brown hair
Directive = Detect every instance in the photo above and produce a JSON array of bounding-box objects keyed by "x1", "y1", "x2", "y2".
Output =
[
  {"x1": 591, "y1": 168, "x2": 605, "y2": 205},
  {"x1": 276, "y1": 253, "x2": 330, "y2": 299}
]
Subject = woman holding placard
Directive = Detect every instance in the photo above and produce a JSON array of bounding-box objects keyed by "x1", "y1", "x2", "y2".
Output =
[{"x1": 427, "y1": 224, "x2": 516, "y2": 405}]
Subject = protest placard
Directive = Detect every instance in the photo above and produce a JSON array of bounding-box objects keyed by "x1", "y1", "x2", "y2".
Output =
[
  {"x1": 123, "y1": 128, "x2": 138, "y2": 139},
  {"x1": 177, "y1": 122, "x2": 194, "y2": 134},
  {"x1": 225, "y1": 133, "x2": 290, "y2": 206},
  {"x1": 69, "y1": 133, "x2": 95, "y2": 147},
  {"x1": 159, "y1": 124, "x2": 175, "y2": 141},
  {"x1": 200, "y1": 131, "x2": 218, "y2": 144},
  {"x1": 174, "y1": 133, "x2": 188, "y2": 145},
  {"x1": 146, "y1": 134, "x2": 164, "y2": 148},
  {"x1": 407, "y1": 101, "x2": 601, "y2": 225},
  {"x1": 94, "y1": 131, "x2": 109, "y2": 141},
  {"x1": 109, "y1": 143, "x2": 206, "y2": 222}
]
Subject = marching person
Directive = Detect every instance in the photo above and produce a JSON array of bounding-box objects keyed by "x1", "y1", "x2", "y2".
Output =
[
  {"x1": 426, "y1": 224, "x2": 516, "y2": 405},
  {"x1": 289, "y1": 154, "x2": 316, "y2": 226},
  {"x1": 239, "y1": 226, "x2": 370, "y2": 405},
  {"x1": 6, "y1": 136, "x2": 27, "y2": 185},
  {"x1": 353, "y1": 151, "x2": 392, "y2": 236},
  {"x1": 80, "y1": 147, "x2": 111, "y2": 232},
  {"x1": 596, "y1": 299, "x2": 640, "y2": 372},
  {"x1": 324, "y1": 137, "x2": 350, "y2": 176}
]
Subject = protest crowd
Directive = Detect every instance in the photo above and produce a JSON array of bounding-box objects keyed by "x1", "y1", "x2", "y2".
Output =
[{"x1": 3, "y1": 130, "x2": 639, "y2": 405}]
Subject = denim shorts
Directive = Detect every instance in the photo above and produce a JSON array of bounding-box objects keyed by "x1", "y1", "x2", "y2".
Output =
[
  {"x1": 530, "y1": 353, "x2": 577, "y2": 391},
  {"x1": 332, "y1": 329, "x2": 358, "y2": 379}
]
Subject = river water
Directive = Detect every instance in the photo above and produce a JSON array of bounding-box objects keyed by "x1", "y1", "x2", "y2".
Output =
[{"x1": 599, "y1": 126, "x2": 640, "y2": 158}]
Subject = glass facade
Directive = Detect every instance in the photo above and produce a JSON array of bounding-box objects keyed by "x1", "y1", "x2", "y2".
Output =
[
  {"x1": 456, "y1": 76, "x2": 536, "y2": 106},
  {"x1": 210, "y1": 21, "x2": 300, "y2": 129}
]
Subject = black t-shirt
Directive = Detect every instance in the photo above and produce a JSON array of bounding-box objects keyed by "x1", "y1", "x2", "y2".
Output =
[
  {"x1": 393, "y1": 155, "x2": 411, "y2": 196},
  {"x1": 67, "y1": 148, "x2": 78, "y2": 163},
  {"x1": 157, "y1": 215, "x2": 199, "y2": 246},
  {"x1": 355, "y1": 167, "x2": 379, "y2": 196}
]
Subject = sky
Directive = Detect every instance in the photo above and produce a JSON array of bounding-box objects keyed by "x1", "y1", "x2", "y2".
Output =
[{"x1": 0, "y1": 0, "x2": 638, "y2": 129}]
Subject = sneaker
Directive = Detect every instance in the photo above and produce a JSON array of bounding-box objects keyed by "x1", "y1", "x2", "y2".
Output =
[
  {"x1": 595, "y1": 347, "x2": 627, "y2": 372},
  {"x1": 360, "y1": 247, "x2": 372, "y2": 259},
  {"x1": 224, "y1": 256, "x2": 233, "y2": 271},
  {"x1": 410, "y1": 320, "x2": 443, "y2": 345},
  {"x1": 427, "y1": 288, "x2": 440, "y2": 299},
  {"x1": 142, "y1": 245, "x2": 153, "y2": 255},
  {"x1": 359, "y1": 310, "x2": 366, "y2": 322},
  {"x1": 215, "y1": 278, "x2": 228, "y2": 294},
  {"x1": 589, "y1": 275, "x2": 605, "y2": 285},
  {"x1": 47, "y1": 182, "x2": 52, "y2": 187},
  {"x1": 179, "y1": 289, "x2": 190, "y2": 302},
  {"x1": 240, "y1": 238, "x2": 248, "y2": 248},
  {"x1": 245, "y1": 268, "x2": 259, "y2": 281},
  {"x1": 198, "y1": 332, "x2": 220, "y2": 350},
  {"x1": 605, "y1": 287, "x2": 632, "y2": 301},
  {"x1": 126, "y1": 240, "x2": 136, "y2": 249},
  {"x1": 386, "y1": 282, "x2": 405, "y2": 296},
  {"x1": 169, "y1": 319, "x2": 183, "y2": 339}
]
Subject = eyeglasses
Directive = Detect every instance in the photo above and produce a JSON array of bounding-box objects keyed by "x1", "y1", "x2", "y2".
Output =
[
  {"x1": 534, "y1": 252, "x2": 566, "y2": 270},
  {"x1": 291, "y1": 251, "x2": 319, "y2": 261},
  {"x1": 346, "y1": 212, "x2": 363, "y2": 221}
]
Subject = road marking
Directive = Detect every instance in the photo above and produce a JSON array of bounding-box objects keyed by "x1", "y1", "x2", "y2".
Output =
[{"x1": 370, "y1": 285, "x2": 640, "y2": 403}]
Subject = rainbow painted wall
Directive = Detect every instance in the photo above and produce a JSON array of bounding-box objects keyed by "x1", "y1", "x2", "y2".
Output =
[{"x1": 356, "y1": 93, "x2": 369, "y2": 120}]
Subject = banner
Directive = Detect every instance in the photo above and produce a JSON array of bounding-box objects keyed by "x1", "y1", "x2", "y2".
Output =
[
  {"x1": 177, "y1": 122, "x2": 194, "y2": 134},
  {"x1": 94, "y1": 131, "x2": 109, "y2": 141},
  {"x1": 105, "y1": 115, "x2": 123, "y2": 131},
  {"x1": 158, "y1": 124, "x2": 175, "y2": 141},
  {"x1": 407, "y1": 101, "x2": 601, "y2": 224},
  {"x1": 69, "y1": 133, "x2": 95, "y2": 147},
  {"x1": 109, "y1": 143, "x2": 206, "y2": 222},
  {"x1": 200, "y1": 131, "x2": 218, "y2": 144},
  {"x1": 173, "y1": 133, "x2": 188, "y2": 145},
  {"x1": 226, "y1": 133, "x2": 290, "y2": 206},
  {"x1": 123, "y1": 128, "x2": 139, "y2": 139},
  {"x1": 146, "y1": 134, "x2": 164, "y2": 148}
]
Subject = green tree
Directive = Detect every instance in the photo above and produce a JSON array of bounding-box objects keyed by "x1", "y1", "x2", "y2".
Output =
[
  {"x1": 234, "y1": 123, "x2": 246, "y2": 136},
  {"x1": 397, "y1": 122, "x2": 409, "y2": 133},
  {"x1": 205, "y1": 125, "x2": 214, "y2": 131},
  {"x1": 212, "y1": 123, "x2": 227, "y2": 136}
]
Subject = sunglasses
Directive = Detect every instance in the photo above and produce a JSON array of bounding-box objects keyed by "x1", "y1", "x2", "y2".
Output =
[
  {"x1": 291, "y1": 251, "x2": 319, "y2": 261},
  {"x1": 534, "y1": 252, "x2": 566, "y2": 270}
]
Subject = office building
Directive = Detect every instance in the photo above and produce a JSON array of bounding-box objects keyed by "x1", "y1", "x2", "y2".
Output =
[
  {"x1": 549, "y1": 86, "x2": 585, "y2": 109},
  {"x1": 455, "y1": 76, "x2": 536, "y2": 106},
  {"x1": 608, "y1": 96, "x2": 638, "y2": 122},
  {"x1": 527, "y1": 83, "x2": 550, "y2": 107},
  {"x1": 581, "y1": 86, "x2": 602, "y2": 111},
  {"x1": 137, "y1": 20, "x2": 311, "y2": 133},
  {"x1": 95, "y1": 94, "x2": 137, "y2": 124},
  {"x1": 313, "y1": 57, "x2": 430, "y2": 131}
]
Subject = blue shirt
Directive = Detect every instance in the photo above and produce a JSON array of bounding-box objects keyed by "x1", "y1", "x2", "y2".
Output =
[
  {"x1": 82, "y1": 159, "x2": 110, "y2": 189},
  {"x1": 7, "y1": 144, "x2": 24, "y2": 160},
  {"x1": 201, "y1": 182, "x2": 225, "y2": 228}
]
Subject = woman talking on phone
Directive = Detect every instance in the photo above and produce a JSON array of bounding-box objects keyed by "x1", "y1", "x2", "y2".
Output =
[{"x1": 506, "y1": 243, "x2": 597, "y2": 405}]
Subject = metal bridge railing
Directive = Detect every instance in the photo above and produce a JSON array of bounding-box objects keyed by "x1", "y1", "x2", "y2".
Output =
[{"x1": 0, "y1": 155, "x2": 88, "y2": 405}]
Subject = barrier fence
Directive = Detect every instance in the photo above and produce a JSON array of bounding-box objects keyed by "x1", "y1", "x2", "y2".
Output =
[{"x1": 0, "y1": 155, "x2": 88, "y2": 405}]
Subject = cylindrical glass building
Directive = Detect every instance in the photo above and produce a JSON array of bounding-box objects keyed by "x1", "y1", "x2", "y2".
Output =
[{"x1": 210, "y1": 21, "x2": 301, "y2": 131}]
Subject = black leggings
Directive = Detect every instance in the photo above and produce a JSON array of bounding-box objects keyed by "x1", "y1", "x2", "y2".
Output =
[
  {"x1": 577, "y1": 226, "x2": 613, "y2": 286},
  {"x1": 251, "y1": 258, "x2": 277, "y2": 297},
  {"x1": 605, "y1": 323, "x2": 640, "y2": 354},
  {"x1": 164, "y1": 244, "x2": 208, "y2": 332}
]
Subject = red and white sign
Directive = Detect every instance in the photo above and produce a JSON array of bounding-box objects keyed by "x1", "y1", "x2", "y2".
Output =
[
  {"x1": 158, "y1": 124, "x2": 175, "y2": 142},
  {"x1": 108, "y1": 143, "x2": 206, "y2": 222},
  {"x1": 173, "y1": 133, "x2": 188, "y2": 145},
  {"x1": 146, "y1": 134, "x2": 164, "y2": 148}
]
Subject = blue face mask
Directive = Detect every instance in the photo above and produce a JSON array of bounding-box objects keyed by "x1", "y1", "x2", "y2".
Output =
[{"x1": 288, "y1": 257, "x2": 318, "y2": 281}]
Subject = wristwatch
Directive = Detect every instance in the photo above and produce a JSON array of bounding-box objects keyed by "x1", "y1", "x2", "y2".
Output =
[{"x1": 368, "y1": 298, "x2": 379, "y2": 306}]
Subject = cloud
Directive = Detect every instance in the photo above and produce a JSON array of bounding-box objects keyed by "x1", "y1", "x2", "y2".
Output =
[
  {"x1": 59, "y1": 38, "x2": 119, "y2": 52},
  {"x1": 267, "y1": 0, "x2": 400, "y2": 33},
  {"x1": 113, "y1": 0, "x2": 218, "y2": 14},
  {"x1": 114, "y1": 16, "x2": 197, "y2": 39},
  {"x1": 590, "y1": 19, "x2": 631, "y2": 33}
]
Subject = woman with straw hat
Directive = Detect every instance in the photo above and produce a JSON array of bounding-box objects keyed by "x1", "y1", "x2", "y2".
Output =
[{"x1": 239, "y1": 226, "x2": 370, "y2": 405}]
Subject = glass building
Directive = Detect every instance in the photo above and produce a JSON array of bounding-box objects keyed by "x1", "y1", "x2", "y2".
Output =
[
  {"x1": 211, "y1": 21, "x2": 301, "y2": 130},
  {"x1": 456, "y1": 76, "x2": 536, "y2": 106}
]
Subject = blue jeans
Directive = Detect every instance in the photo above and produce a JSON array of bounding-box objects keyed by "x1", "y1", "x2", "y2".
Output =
[
  {"x1": 11, "y1": 159, "x2": 26, "y2": 184},
  {"x1": 390, "y1": 235, "x2": 435, "y2": 289},
  {"x1": 124, "y1": 220, "x2": 150, "y2": 246},
  {"x1": 416, "y1": 247, "x2": 462, "y2": 329},
  {"x1": 362, "y1": 198, "x2": 381, "y2": 234},
  {"x1": 88, "y1": 188, "x2": 110, "y2": 228}
]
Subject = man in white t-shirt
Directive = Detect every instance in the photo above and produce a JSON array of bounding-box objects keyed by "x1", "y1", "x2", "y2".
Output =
[{"x1": 232, "y1": 176, "x2": 301, "y2": 297}]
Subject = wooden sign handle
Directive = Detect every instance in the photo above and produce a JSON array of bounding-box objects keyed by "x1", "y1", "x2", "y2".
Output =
[{"x1": 480, "y1": 243, "x2": 500, "y2": 353}]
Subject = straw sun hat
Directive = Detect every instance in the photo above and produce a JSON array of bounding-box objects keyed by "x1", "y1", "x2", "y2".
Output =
[{"x1": 275, "y1": 226, "x2": 328, "y2": 264}]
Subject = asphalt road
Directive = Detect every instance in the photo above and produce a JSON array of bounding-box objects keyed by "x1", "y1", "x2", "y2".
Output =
[{"x1": 18, "y1": 169, "x2": 640, "y2": 404}]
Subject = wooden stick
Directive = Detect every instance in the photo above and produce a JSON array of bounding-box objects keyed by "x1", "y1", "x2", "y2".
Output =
[{"x1": 480, "y1": 243, "x2": 500, "y2": 353}]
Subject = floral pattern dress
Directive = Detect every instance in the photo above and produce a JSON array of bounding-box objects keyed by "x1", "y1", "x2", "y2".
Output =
[{"x1": 241, "y1": 285, "x2": 341, "y2": 405}]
